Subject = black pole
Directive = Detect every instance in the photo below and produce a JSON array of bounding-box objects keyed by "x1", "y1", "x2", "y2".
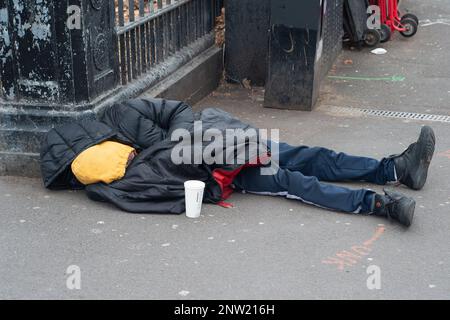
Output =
[
  {"x1": 264, "y1": 0, "x2": 323, "y2": 111},
  {"x1": 264, "y1": 0, "x2": 343, "y2": 111}
]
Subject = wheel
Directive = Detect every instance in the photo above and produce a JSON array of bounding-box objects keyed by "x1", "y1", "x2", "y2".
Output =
[
  {"x1": 379, "y1": 24, "x2": 392, "y2": 43},
  {"x1": 400, "y1": 18, "x2": 418, "y2": 37},
  {"x1": 401, "y1": 13, "x2": 419, "y2": 26},
  {"x1": 363, "y1": 29, "x2": 381, "y2": 47}
]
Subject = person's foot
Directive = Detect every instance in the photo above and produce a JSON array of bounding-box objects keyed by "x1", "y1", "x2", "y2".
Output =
[
  {"x1": 392, "y1": 126, "x2": 436, "y2": 190},
  {"x1": 373, "y1": 189, "x2": 416, "y2": 227}
]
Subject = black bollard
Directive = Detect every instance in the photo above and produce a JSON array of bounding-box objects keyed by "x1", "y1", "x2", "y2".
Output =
[{"x1": 264, "y1": 0, "x2": 343, "y2": 111}]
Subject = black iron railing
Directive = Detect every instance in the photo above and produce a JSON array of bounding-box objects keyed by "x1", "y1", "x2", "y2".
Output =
[{"x1": 113, "y1": 0, "x2": 221, "y2": 85}]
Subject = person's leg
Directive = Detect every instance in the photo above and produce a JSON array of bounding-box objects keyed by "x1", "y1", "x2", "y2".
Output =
[
  {"x1": 233, "y1": 166, "x2": 416, "y2": 226},
  {"x1": 272, "y1": 142, "x2": 396, "y2": 185},
  {"x1": 233, "y1": 166, "x2": 376, "y2": 213}
]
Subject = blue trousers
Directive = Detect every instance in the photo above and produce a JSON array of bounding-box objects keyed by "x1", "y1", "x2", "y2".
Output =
[{"x1": 233, "y1": 142, "x2": 397, "y2": 213}]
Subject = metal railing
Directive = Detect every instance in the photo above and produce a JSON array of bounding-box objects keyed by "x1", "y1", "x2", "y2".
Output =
[{"x1": 113, "y1": 0, "x2": 222, "y2": 85}]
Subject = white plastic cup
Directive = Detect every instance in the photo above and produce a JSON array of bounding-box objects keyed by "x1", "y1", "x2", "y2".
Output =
[{"x1": 184, "y1": 180, "x2": 205, "y2": 218}]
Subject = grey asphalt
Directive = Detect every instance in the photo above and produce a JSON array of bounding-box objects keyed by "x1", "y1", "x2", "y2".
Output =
[{"x1": 1, "y1": 0, "x2": 450, "y2": 299}]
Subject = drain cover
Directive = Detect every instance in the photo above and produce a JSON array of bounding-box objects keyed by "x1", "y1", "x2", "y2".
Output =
[{"x1": 324, "y1": 106, "x2": 450, "y2": 123}]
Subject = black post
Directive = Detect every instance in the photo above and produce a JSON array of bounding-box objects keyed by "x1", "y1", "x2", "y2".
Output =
[
  {"x1": 264, "y1": 0, "x2": 324, "y2": 111},
  {"x1": 0, "y1": 0, "x2": 119, "y2": 176}
]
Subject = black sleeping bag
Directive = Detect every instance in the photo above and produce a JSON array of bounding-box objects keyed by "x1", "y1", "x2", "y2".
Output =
[{"x1": 40, "y1": 98, "x2": 268, "y2": 214}]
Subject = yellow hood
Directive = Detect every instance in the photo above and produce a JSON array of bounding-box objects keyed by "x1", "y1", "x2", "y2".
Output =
[{"x1": 71, "y1": 141, "x2": 135, "y2": 185}]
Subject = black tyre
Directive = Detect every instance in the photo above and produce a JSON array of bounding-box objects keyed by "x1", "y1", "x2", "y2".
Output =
[
  {"x1": 402, "y1": 13, "x2": 419, "y2": 25},
  {"x1": 400, "y1": 18, "x2": 418, "y2": 37},
  {"x1": 380, "y1": 24, "x2": 392, "y2": 43},
  {"x1": 363, "y1": 29, "x2": 381, "y2": 47}
]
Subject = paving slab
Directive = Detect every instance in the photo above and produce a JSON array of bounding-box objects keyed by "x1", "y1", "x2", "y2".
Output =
[{"x1": 1, "y1": 0, "x2": 449, "y2": 299}]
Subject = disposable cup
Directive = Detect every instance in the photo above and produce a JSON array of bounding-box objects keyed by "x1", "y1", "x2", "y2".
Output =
[{"x1": 184, "y1": 180, "x2": 205, "y2": 218}]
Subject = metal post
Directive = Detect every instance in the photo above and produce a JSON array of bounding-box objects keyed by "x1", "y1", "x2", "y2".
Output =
[{"x1": 264, "y1": 0, "x2": 341, "y2": 111}]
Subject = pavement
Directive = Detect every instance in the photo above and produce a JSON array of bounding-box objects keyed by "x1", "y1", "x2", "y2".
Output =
[{"x1": 1, "y1": 0, "x2": 450, "y2": 299}]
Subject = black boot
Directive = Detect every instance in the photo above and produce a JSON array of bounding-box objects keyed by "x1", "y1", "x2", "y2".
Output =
[
  {"x1": 392, "y1": 126, "x2": 436, "y2": 190},
  {"x1": 372, "y1": 189, "x2": 416, "y2": 227}
]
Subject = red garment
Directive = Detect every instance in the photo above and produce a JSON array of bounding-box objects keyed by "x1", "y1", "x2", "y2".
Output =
[{"x1": 212, "y1": 154, "x2": 270, "y2": 207}]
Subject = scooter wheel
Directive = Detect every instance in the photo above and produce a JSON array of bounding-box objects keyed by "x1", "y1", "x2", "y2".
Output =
[
  {"x1": 380, "y1": 24, "x2": 392, "y2": 43},
  {"x1": 363, "y1": 29, "x2": 381, "y2": 47},
  {"x1": 402, "y1": 13, "x2": 419, "y2": 25},
  {"x1": 400, "y1": 18, "x2": 418, "y2": 37}
]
